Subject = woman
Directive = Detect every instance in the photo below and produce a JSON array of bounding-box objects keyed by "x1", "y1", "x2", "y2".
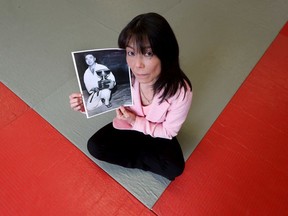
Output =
[{"x1": 69, "y1": 12, "x2": 192, "y2": 180}]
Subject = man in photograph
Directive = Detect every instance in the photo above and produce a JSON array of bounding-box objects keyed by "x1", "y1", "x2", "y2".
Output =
[{"x1": 83, "y1": 53, "x2": 116, "y2": 110}]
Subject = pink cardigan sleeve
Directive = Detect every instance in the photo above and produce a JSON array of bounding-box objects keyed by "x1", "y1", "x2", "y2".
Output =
[
  {"x1": 113, "y1": 84, "x2": 193, "y2": 139},
  {"x1": 132, "y1": 88, "x2": 192, "y2": 139}
]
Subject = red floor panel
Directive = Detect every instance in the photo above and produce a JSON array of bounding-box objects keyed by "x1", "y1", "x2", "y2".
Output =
[
  {"x1": 153, "y1": 22, "x2": 288, "y2": 215},
  {"x1": 0, "y1": 83, "x2": 155, "y2": 216},
  {"x1": 0, "y1": 82, "x2": 29, "y2": 128}
]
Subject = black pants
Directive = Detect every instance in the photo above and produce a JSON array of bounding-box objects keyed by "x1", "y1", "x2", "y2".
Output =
[{"x1": 87, "y1": 123, "x2": 185, "y2": 180}]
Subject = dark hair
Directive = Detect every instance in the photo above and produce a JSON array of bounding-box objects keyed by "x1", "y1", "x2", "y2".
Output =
[{"x1": 118, "y1": 12, "x2": 192, "y2": 103}]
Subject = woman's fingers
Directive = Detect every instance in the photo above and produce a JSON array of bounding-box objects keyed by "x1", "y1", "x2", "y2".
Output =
[
  {"x1": 116, "y1": 106, "x2": 126, "y2": 119},
  {"x1": 118, "y1": 106, "x2": 127, "y2": 117},
  {"x1": 69, "y1": 93, "x2": 84, "y2": 111},
  {"x1": 69, "y1": 93, "x2": 82, "y2": 101}
]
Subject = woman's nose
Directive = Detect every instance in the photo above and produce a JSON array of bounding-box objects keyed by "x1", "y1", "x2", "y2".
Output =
[{"x1": 135, "y1": 55, "x2": 145, "y2": 68}]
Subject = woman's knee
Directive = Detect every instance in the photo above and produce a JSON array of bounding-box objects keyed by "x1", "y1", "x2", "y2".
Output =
[
  {"x1": 174, "y1": 160, "x2": 185, "y2": 177},
  {"x1": 165, "y1": 159, "x2": 185, "y2": 180},
  {"x1": 87, "y1": 123, "x2": 114, "y2": 158},
  {"x1": 87, "y1": 137, "x2": 104, "y2": 160}
]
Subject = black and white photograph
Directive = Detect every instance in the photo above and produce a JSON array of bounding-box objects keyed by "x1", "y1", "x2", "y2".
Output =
[{"x1": 72, "y1": 48, "x2": 133, "y2": 118}]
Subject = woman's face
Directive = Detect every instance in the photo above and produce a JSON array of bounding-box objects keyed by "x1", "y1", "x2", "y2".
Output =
[{"x1": 125, "y1": 41, "x2": 161, "y2": 85}]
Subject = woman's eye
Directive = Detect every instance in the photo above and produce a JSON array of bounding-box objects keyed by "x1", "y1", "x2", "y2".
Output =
[
  {"x1": 144, "y1": 51, "x2": 154, "y2": 57},
  {"x1": 127, "y1": 51, "x2": 135, "y2": 56}
]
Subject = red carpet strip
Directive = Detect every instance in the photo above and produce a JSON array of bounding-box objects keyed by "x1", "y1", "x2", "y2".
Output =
[{"x1": 0, "y1": 82, "x2": 155, "y2": 216}]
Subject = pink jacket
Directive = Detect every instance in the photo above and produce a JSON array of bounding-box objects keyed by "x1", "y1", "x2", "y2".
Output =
[{"x1": 113, "y1": 80, "x2": 193, "y2": 139}]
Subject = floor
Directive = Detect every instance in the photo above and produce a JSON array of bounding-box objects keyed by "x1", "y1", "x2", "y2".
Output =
[{"x1": 1, "y1": 0, "x2": 288, "y2": 215}]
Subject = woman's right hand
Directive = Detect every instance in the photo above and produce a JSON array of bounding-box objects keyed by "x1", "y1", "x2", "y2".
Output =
[{"x1": 69, "y1": 93, "x2": 85, "y2": 112}]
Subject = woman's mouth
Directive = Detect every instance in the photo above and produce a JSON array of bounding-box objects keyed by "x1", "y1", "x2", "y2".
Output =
[{"x1": 134, "y1": 72, "x2": 148, "y2": 78}]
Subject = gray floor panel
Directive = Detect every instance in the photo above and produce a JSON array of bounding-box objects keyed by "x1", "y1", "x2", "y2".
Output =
[{"x1": 1, "y1": 0, "x2": 288, "y2": 209}]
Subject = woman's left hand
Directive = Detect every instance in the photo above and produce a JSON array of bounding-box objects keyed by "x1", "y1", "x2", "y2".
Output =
[{"x1": 116, "y1": 106, "x2": 136, "y2": 125}]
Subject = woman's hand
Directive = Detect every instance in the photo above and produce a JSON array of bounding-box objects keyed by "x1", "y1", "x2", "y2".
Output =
[
  {"x1": 116, "y1": 106, "x2": 136, "y2": 125},
  {"x1": 69, "y1": 93, "x2": 85, "y2": 112}
]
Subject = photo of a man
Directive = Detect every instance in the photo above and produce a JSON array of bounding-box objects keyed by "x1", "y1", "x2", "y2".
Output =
[
  {"x1": 83, "y1": 53, "x2": 116, "y2": 110},
  {"x1": 72, "y1": 48, "x2": 133, "y2": 118}
]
